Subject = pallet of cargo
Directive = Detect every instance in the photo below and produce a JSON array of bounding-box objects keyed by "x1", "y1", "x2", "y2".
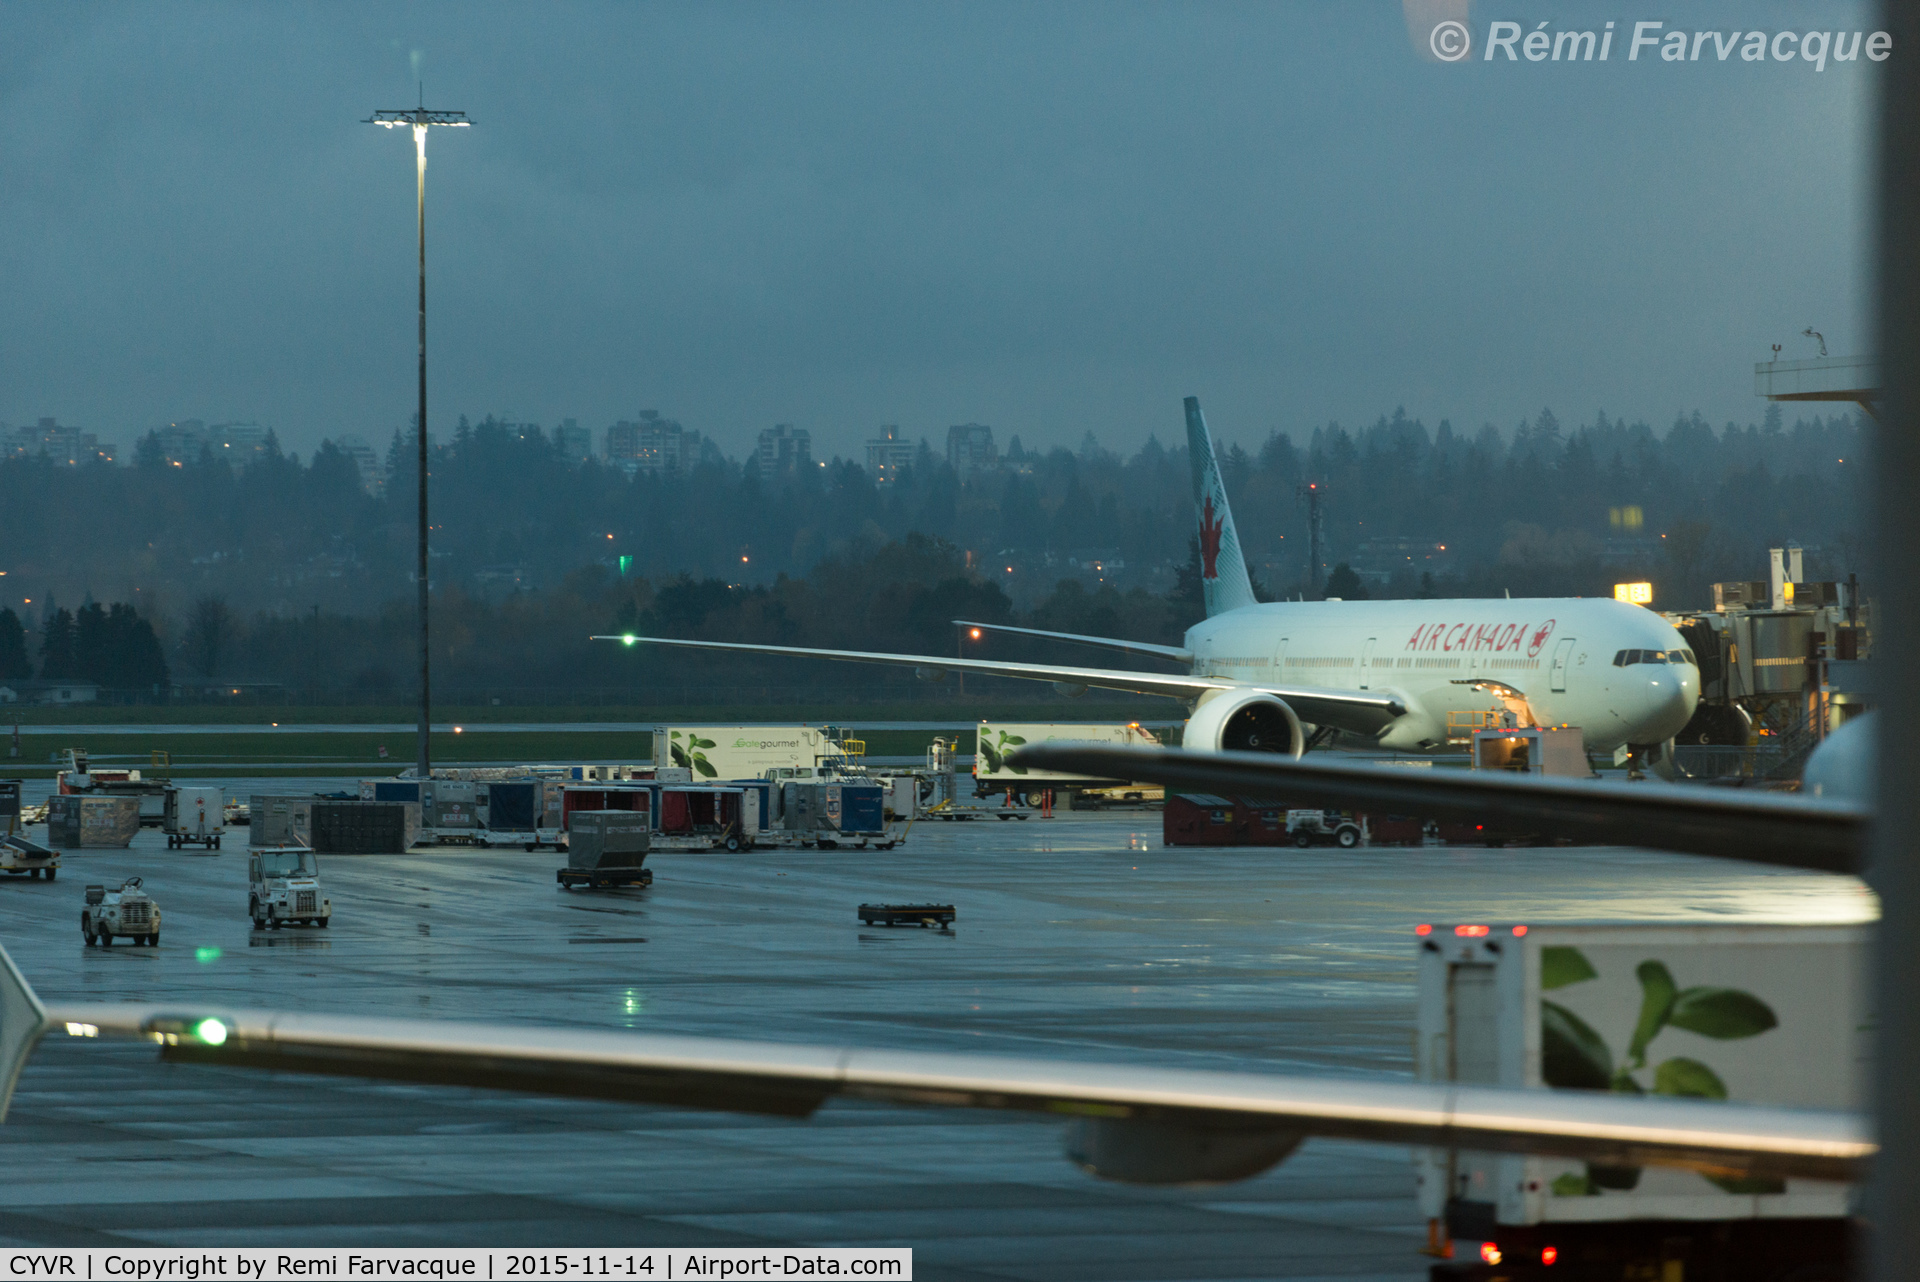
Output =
[
  {"x1": 556, "y1": 866, "x2": 653, "y2": 890},
  {"x1": 857, "y1": 902, "x2": 954, "y2": 928}
]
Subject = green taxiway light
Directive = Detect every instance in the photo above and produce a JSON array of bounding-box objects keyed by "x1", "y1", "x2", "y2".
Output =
[
  {"x1": 194, "y1": 1018, "x2": 229, "y2": 1046},
  {"x1": 623, "y1": 634, "x2": 637, "y2": 646}
]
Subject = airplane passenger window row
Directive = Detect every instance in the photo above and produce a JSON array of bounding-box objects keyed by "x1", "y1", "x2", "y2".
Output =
[{"x1": 1612, "y1": 648, "x2": 1698, "y2": 666}]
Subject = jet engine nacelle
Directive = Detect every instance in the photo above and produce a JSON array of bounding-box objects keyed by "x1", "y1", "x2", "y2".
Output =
[
  {"x1": 1183, "y1": 689, "x2": 1305, "y2": 757},
  {"x1": 1064, "y1": 1115, "x2": 1303, "y2": 1185}
]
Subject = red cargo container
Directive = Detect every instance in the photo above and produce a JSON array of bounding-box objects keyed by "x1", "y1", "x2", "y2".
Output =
[
  {"x1": 1164, "y1": 794, "x2": 1428, "y2": 848},
  {"x1": 1163, "y1": 794, "x2": 1293, "y2": 847}
]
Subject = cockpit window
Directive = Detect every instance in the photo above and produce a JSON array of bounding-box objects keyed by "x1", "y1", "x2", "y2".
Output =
[{"x1": 1614, "y1": 648, "x2": 1694, "y2": 667}]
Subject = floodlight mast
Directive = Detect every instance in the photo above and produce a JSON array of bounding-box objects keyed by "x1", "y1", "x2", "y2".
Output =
[{"x1": 366, "y1": 102, "x2": 470, "y2": 782}]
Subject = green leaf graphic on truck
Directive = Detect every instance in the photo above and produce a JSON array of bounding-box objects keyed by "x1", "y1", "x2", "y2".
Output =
[
  {"x1": 977, "y1": 730, "x2": 1028, "y2": 775},
  {"x1": 1539, "y1": 946, "x2": 1780, "y2": 1197},
  {"x1": 669, "y1": 731, "x2": 719, "y2": 778}
]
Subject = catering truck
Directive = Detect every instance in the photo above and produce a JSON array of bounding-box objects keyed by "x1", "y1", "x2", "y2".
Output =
[
  {"x1": 973, "y1": 721, "x2": 1165, "y2": 803},
  {"x1": 652, "y1": 725, "x2": 850, "y2": 781},
  {"x1": 1417, "y1": 922, "x2": 1867, "y2": 1281}
]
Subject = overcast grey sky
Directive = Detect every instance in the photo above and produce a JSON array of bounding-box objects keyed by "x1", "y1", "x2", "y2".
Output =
[{"x1": 0, "y1": 2, "x2": 1876, "y2": 462}]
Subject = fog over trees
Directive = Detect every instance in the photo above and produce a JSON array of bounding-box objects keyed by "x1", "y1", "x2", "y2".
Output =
[{"x1": 0, "y1": 404, "x2": 1865, "y2": 701}]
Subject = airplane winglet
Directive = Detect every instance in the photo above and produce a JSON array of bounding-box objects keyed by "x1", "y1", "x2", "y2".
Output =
[{"x1": 0, "y1": 946, "x2": 50, "y2": 1123}]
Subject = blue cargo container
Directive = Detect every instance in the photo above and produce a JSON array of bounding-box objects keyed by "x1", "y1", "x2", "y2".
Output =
[
  {"x1": 485, "y1": 781, "x2": 540, "y2": 832},
  {"x1": 839, "y1": 784, "x2": 884, "y2": 835}
]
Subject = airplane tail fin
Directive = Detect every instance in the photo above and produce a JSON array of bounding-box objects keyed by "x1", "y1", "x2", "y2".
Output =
[
  {"x1": 0, "y1": 946, "x2": 48, "y2": 1122},
  {"x1": 1184, "y1": 397, "x2": 1259, "y2": 617}
]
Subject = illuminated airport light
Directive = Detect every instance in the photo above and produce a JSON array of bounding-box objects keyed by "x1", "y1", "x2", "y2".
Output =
[
  {"x1": 1541, "y1": 1245, "x2": 1558, "y2": 1265},
  {"x1": 195, "y1": 946, "x2": 222, "y2": 964},
  {"x1": 1414, "y1": 923, "x2": 1433, "y2": 936},
  {"x1": 1480, "y1": 1243, "x2": 1503, "y2": 1265},
  {"x1": 622, "y1": 634, "x2": 637, "y2": 646},
  {"x1": 1614, "y1": 582, "x2": 1654, "y2": 605},
  {"x1": 969, "y1": 628, "x2": 982, "y2": 640},
  {"x1": 193, "y1": 1018, "x2": 229, "y2": 1046}
]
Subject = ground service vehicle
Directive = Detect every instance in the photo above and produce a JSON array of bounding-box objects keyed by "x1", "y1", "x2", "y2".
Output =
[
  {"x1": 557, "y1": 810, "x2": 652, "y2": 889},
  {"x1": 1417, "y1": 921, "x2": 1864, "y2": 1281},
  {"x1": 1286, "y1": 809, "x2": 1363, "y2": 848},
  {"x1": 1, "y1": 833, "x2": 58, "y2": 879},
  {"x1": 249, "y1": 847, "x2": 331, "y2": 929},
  {"x1": 164, "y1": 785, "x2": 224, "y2": 849},
  {"x1": 82, "y1": 878, "x2": 160, "y2": 946}
]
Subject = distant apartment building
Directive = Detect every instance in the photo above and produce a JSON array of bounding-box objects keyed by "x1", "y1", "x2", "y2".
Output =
[
  {"x1": 329, "y1": 434, "x2": 385, "y2": 494},
  {"x1": 209, "y1": 422, "x2": 274, "y2": 469},
  {"x1": 153, "y1": 419, "x2": 208, "y2": 464},
  {"x1": 606, "y1": 411, "x2": 700, "y2": 478},
  {"x1": 865, "y1": 425, "x2": 916, "y2": 483},
  {"x1": 3, "y1": 417, "x2": 117, "y2": 466},
  {"x1": 756, "y1": 423, "x2": 812, "y2": 481},
  {"x1": 553, "y1": 418, "x2": 593, "y2": 465},
  {"x1": 945, "y1": 422, "x2": 997, "y2": 478}
]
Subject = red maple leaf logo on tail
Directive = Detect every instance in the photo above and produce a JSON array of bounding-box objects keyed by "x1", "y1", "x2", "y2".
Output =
[{"x1": 1199, "y1": 494, "x2": 1224, "y2": 580}]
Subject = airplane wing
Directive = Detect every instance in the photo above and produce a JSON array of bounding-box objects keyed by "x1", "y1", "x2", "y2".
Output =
[
  {"x1": 591, "y1": 635, "x2": 1406, "y2": 735},
  {"x1": 1008, "y1": 744, "x2": 1865, "y2": 874},
  {"x1": 28, "y1": 989, "x2": 1867, "y2": 1187},
  {"x1": 949, "y1": 619, "x2": 1194, "y2": 665}
]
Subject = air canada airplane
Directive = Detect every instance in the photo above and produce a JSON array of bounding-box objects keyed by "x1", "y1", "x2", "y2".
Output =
[{"x1": 594, "y1": 398, "x2": 1701, "y2": 767}]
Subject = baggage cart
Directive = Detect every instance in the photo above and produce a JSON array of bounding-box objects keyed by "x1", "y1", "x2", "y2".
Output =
[
  {"x1": 858, "y1": 902, "x2": 955, "y2": 928},
  {"x1": 559, "y1": 810, "x2": 652, "y2": 889}
]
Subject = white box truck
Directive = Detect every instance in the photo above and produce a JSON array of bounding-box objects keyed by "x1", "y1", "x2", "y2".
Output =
[
  {"x1": 653, "y1": 726, "x2": 840, "y2": 780},
  {"x1": 1416, "y1": 921, "x2": 1867, "y2": 1280},
  {"x1": 974, "y1": 721, "x2": 1164, "y2": 801}
]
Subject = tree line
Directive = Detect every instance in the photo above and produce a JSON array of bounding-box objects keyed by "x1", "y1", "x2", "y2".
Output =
[{"x1": 0, "y1": 401, "x2": 1866, "y2": 700}]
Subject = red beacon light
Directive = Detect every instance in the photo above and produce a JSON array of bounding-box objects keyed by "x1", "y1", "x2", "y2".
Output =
[
  {"x1": 1414, "y1": 924, "x2": 1433, "y2": 936},
  {"x1": 1480, "y1": 1242, "x2": 1503, "y2": 1265},
  {"x1": 1512, "y1": 925, "x2": 1529, "y2": 937},
  {"x1": 1541, "y1": 1245, "x2": 1559, "y2": 1265},
  {"x1": 1455, "y1": 924, "x2": 1491, "y2": 937}
]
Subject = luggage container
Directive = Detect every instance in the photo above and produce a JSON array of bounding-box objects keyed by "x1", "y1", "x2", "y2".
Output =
[
  {"x1": 1163, "y1": 794, "x2": 1293, "y2": 847},
  {"x1": 46, "y1": 795, "x2": 140, "y2": 849},
  {"x1": 486, "y1": 780, "x2": 539, "y2": 832},
  {"x1": 558, "y1": 810, "x2": 652, "y2": 889},
  {"x1": 249, "y1": 795, "x2": 313, "y2": 848},
  {"x1": 782, "y1": 781, "x2": 888, "y2": 847},
  {"x1": 1415, "y1": 921, "x2": 1865, "y2": 1280},
  {"x1": 561, "y1": 783, "x2": 655, "y2": 833},
  {"x1": 164, "y1": 786, "x2": 224, "y2": 850},
  {"x1": 657, "y1": 785, "x2": 749, "y2": 851},
  {"x1": 310, "y1": 801, "x2": 410, "y2": 855}
]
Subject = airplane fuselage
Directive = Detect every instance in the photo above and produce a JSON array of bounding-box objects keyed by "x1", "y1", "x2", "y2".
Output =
[{"x1": 1185, "y1": 597, "x2": 1699, "y2": 752}]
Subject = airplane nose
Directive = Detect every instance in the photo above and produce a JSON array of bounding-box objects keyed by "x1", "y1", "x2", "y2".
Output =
[{"x1": 1642, "y1": 665, "x2": 1696, "y2": 739}]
